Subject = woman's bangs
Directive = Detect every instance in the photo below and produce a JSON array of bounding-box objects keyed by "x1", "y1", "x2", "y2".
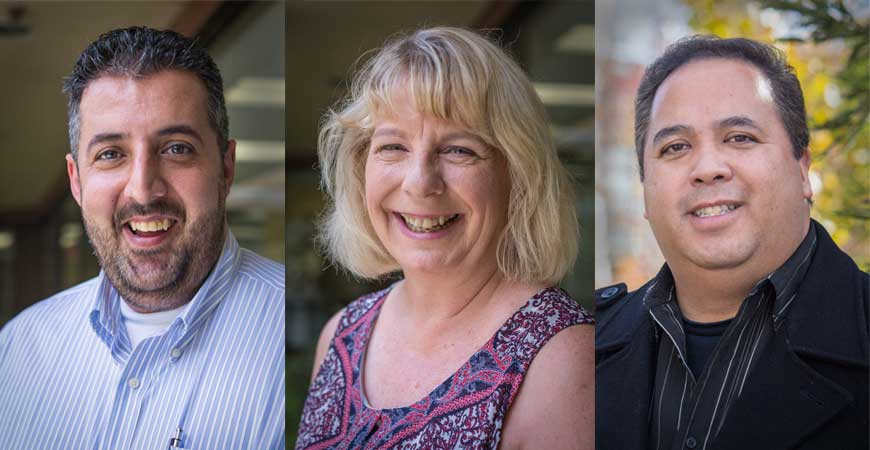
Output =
[{"x1": 364, "y1": 57, "x2": 486, "y2": 136}]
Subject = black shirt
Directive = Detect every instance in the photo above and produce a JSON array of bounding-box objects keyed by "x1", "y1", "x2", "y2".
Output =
[
  {"x1": 683, "y1": 318, "x2": 731, "y2": 379},
  {"x1": 648, "y1": 223, "x2": 819, "y2": 450}
]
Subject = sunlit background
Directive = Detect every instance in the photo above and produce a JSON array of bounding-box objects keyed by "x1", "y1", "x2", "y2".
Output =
[
  {"x1": 0, "y1": 2, "x2": 285, "y2": 326},
  {"x1": 285, "y1": 1, "x2": 594, "y2": 440},
  {"x1": 595, "y1": 0, "x2": 869, "y2": 290}
]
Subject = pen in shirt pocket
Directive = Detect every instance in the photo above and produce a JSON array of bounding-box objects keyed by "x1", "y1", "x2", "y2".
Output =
[{"x1": 168, "y1": 427, "x2": 190, "y2": 450}]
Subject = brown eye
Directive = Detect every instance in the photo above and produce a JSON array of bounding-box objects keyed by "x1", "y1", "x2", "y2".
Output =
[
  {"x1": 164, "y1": 143, "x2": 193, "y2": 155},
  {"x1": 96, "y1": 149, "x2": 122, "y2": 161},
  {"x1": 725, "y1": 134, "x2": 757, "y2": 144},
  {"x1": 661, "y1": 143, "x2": 689, "y2": 155}
]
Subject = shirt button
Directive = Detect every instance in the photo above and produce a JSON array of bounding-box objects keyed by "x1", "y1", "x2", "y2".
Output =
[
  {"x1": 128, "y1": 377, "x2": 141, "y2": 389},
  {"x1": 170, "y1": 348, "x2": 182, "y2": 359},
  {"x1": 686, "y1": 436, "x2": 697, "y2": 448},
  {"x1": 601, "y1": 287, "x2": 620, "y2": 298}
]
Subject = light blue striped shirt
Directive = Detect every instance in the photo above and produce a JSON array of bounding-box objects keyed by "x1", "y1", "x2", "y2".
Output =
[{"x1": 0, "y1": 230, "x2": 285, "y2": 450}]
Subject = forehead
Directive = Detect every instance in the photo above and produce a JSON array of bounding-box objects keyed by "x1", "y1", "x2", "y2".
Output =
[
  {"x1": 78, "y1": 70, "x2": 211, "y2": 138},
  {"x1": 371, "y1": 92, "x2": 482, "y2": 138},
  {"x1": 649, "y1": 58, "x2": 776, "y2": 131}
]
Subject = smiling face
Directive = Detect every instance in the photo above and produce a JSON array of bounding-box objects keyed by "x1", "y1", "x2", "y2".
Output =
[
  {"x1": 67, "y1": 70, "x2": 235, "y2": 312},
  {"x1": 364, "y1": 100, "x2": 510, "y2": 279},
  {"x1": 642, "y1": 58, "x2": 812, "y2": 276}
]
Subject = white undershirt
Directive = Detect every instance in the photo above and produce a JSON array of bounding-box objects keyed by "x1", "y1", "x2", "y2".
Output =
[{"x1": 119, "y1": 300, "x2": 189, "y2": 349}]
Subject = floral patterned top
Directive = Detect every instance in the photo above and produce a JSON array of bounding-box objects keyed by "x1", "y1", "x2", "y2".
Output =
[{"x1": 296, "y1": 286, "x2": 593, "y2": 450}]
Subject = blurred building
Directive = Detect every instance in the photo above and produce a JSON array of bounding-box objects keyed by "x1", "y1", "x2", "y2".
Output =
[{"x1": 595, "y1": 0, "x2": 691, "y2": 290}]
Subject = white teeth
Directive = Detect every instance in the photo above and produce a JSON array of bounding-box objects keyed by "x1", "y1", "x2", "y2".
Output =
[
  {"x1": 693, "y1": 204, "x2": 737, "y2": 218},
  {"x1": 129, "y1": 219, "x2": 172, "y2": 233},
  {"x1": 399, "y1": 214, "x2": 459, "y2": 233}
]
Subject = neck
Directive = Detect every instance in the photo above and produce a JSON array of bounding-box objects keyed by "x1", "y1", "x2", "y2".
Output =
[
  {"x1": 670, "y1": 225, "x2": 811, "y2": 322},
  {"x1": 670, "y1": 268, "x2": 756, "y2": 322},
  {"x1": 396, "y1": 264, "x2": 513, "y2": 325}
]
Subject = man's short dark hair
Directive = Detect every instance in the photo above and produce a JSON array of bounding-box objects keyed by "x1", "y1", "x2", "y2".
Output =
[
  {"x1": 63, "y1": 26, "x2": 228, "y2": 160},
  {"x1": 634, "y1": 35, "x2": 809, "y2": 179}
]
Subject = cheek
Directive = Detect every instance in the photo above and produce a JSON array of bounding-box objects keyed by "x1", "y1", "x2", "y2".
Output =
[
  {"x1": 642, "y1": 179, "x2": 662, "y2": 216},
  {"x1": 79, "y1": 174, "x2": 125, "y2": 219},
  {"x1": 363, "y1": 159, "x2": 393, "y2": 223},
  {"x1": 169, "y1": 169, "x2": 220, "y2": 213},
  {"x1": 446, "y1": 166, "x2": 506, "y2": 219}
]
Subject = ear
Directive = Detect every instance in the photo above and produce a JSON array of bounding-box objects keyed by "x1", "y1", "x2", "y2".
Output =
[
  {"x1": 222, "y1": 139, "x2": 237, "y2": 196},
  {"x1": 798, "y1": 149, "x2": 812, "y2": 201},
  {"x1": 66, "y1": 153, "x2": 82, "y2": 206}
]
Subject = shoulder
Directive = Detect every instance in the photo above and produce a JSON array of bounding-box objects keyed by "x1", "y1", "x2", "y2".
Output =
[
  {"x1": 0, "y1": 277, "x2": 99, "y2": 346},
  {"x1": 311, "y1": 307, "x2": 344, "y2": 382},
  {"x1": 309, "y1": 286, "x2": 392, "y2": 382},
  {"x1": 786, "y1": 223, "x2": 869, "y2": 361},
  {"x1": 522, "y1": 287, "x2": 594, "y2": 328},
  {"x1": 501, "y1": 322, "x2": 594, "y2": 450},
  {"x1": 594, "y1": 281, "x2": 653, "y2": 350},
  {"x1": 235, "y1": 248, "x2": 285, "y2": 292},
  {"x1": 335, "y1": 285, "x2": 392, "y2": 331}
]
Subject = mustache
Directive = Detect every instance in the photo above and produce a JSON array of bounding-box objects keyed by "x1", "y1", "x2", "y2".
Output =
[{"x1": 114, "y1": 199, "x2": 185, "y2": 227}]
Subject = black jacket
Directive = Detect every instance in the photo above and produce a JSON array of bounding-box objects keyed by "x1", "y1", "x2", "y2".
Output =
[{"x1": 595, "y1": 224, "x2": 869, "y2": 450}]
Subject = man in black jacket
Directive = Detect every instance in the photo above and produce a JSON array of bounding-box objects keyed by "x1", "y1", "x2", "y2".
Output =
[{"x1": 596, "y1": 36, "x2": 868, "y2": 450}]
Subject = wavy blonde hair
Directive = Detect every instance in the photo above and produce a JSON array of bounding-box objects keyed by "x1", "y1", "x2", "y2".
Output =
[{"x1": 318, "y1": 27, "x2": 578, "y2": 284}]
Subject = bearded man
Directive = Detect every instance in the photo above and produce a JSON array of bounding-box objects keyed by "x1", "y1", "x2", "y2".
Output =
[{"x1": 0, "y1": 27, "x2": 285, "y2": 449}]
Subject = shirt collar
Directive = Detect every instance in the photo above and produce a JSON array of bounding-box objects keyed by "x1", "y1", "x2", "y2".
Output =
[
  {"x1": 642, "y1": 264, "x2": 676, "y2": 308},
  {"x1": 765, "y1": 221, "x2": 817, "y2": 322},
  {"x1": 89, "y1": 229, "x2": 241, "y2": 352}
]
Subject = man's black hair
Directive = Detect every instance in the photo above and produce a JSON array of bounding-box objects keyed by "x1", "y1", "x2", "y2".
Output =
[{"x1": 634, "y1": 35, "x2": 808, "y2": 179}]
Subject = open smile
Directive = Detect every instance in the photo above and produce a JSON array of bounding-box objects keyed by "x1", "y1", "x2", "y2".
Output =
[
  {"x1": 690, "y1": 203, "x2": 740, "y2": 218},
  {"x1": 396, "y1": 212, "x2": 461, "y2": 234},
  {"x1": 685, "y1": 200, "x2": 744, "y2": 231},
  {"x1": 121, "y1": 216, "x2": 180, "y2": 248}
]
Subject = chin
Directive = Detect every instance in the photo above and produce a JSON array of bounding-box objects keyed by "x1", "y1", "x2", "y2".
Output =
[
  {"x1": 397, "y1": 253, "x2": 453, "y2": 274},
  {"x1": 686, "y1": 246, "x2": 755, "y2": 271}
]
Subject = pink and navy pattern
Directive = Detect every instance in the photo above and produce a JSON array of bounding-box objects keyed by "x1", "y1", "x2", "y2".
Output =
[{"x1": 296, "y1": 286, "x2": 593, "y2": 450}]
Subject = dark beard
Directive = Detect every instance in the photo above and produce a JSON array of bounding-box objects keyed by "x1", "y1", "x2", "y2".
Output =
[{"x1": 82, "y1": 191, "x2": 226, "y2": 313}]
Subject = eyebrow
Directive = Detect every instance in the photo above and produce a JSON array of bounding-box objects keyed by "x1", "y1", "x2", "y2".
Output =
[
  {"x1": 651, "y1": 124, "x2": 693, "y2": 147},
  {"x1": 441, "y1": 131, "x2": 486, "y2": 145},
  {"x1": 717, "y1": 116, "x2": 762, "y2": 132},
  {"x1": 371, "y1": 127, "x2": 406, "y2": 140},
  {"x1": 370, "y1": 128, "x2": 485, "y2": 145},
  {"x1": 157, "y1": 125, "x2": 204, "y2": 144},
  {"x1": 86, "y1": 132, "x2": 128, "y2": 153}
]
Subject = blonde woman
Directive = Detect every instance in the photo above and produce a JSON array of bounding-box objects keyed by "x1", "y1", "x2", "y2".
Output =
[{"x1": 296, "y1": 27, "x2": 593, "y2": 450}]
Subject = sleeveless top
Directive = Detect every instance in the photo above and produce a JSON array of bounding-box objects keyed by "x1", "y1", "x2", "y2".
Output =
[{"x1": 296, "y1": 286, "x2": 593, "y2": 449}]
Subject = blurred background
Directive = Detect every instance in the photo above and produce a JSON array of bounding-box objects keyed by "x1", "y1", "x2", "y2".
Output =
[
  {"x1": 0, "y1": 1, "x2": 285, "y2": 324},
  {"x1": 595, "y1": 0, "x2": 869, "y2": 289},
  {"x1": 285, "y1": 0, "x2": 594, "y2": 439}
]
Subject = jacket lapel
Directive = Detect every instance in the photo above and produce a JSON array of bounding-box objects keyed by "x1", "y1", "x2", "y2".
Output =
[
  {"x1": 712, "y1": 330, "x2": 853, "y2": 450},
  {"x1": 596, "y1": 317, "x2": 657, "y2": 450},
  {"x1": 713, "y1": 223, "x2": 866, "y2": 450}
]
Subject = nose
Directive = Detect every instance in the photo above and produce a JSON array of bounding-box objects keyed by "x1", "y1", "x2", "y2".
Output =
[
  {"x1": 689, "y1": 143, "x2": 733, "y2": 186},
  {"x1": 123, "y1": 148, "x2": 167, "y2": 204},
  {"x1": 401, "y1": 152, "x2": 445, "y2": 198}
]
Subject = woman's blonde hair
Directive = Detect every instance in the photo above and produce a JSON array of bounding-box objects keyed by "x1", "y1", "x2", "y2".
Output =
[{"x1": 317, "y1": 27, "x2": 578, "y2": 284}]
